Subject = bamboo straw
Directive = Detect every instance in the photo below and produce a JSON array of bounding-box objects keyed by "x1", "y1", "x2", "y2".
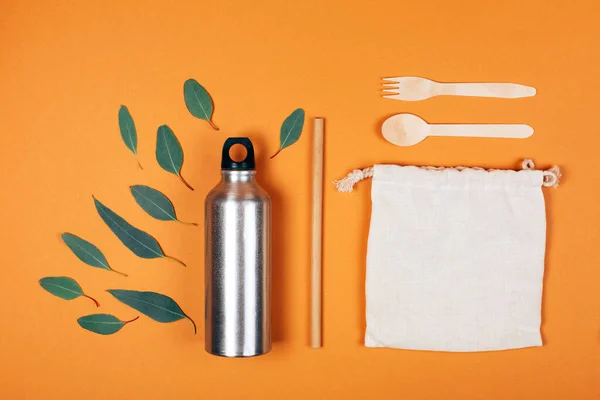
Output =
[{"x1": 311, "y1": 118, "x2": 324, "y2": 348}]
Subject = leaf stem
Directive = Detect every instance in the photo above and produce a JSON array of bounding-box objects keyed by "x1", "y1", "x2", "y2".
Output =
[
  {"x1": 207, "y1": 119, "x2": 219, "y2": 131},
  {"x1": 178, "y1": 174, "x2": 194, "y2": 191},
  {"x1": 177, "y1": 219, "x2": 198, "y2": 226},
  {"x1": 164, "y1": 255, "x2": 186, "y2": 267},
  {"x1": 270, "y1": 148, "x2": 282, "y2": 159},
  {"x1": 83, "y1": 294, "x2": 100, "y2": 307},
  {"x1": 124, "y1": 316, "x2": 140, "y2": 324},
  {"x1": 110, "y1": 268, "x2": 128, "y2": 277},
  {"x1": 136, "y1": 157, "x2": 143, "y2": 170},
  {"x1": 185, "y1": 315, "x2": 197, "y2": 334}
]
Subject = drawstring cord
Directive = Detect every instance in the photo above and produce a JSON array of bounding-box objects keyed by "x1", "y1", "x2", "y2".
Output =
[{"x1": 333, "y1": 160, "x2": 561, "y2": 192}]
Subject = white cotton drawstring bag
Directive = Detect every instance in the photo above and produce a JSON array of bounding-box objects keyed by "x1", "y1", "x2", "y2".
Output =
[{"x1": 335, "y1": 160, "x2": 561, "y2": 352}]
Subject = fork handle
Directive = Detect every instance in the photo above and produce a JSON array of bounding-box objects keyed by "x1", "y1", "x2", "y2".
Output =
[
  {"x1": 430, "y1": 124, "x2": 534, "y2": 138},
  {"x1": 437, "y1": 83, "x2": 536, "y2": 98}
]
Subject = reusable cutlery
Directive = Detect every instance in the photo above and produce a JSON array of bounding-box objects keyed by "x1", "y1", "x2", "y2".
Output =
[
  {"x1": 382, "y1": 77, "x2": 536, "y2": 101},
  {"x1": 382, "y1": 113, "x2": 534, "y2": 146}
]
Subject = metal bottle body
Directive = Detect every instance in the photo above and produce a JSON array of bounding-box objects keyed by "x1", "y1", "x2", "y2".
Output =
[{"x1": 205, "y1": 170, "x2": 271, "y2": 357}]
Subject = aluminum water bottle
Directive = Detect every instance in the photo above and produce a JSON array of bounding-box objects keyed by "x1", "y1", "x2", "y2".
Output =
[{"x1": 205, "y1": 137, "x2": 271, "y2": 357}]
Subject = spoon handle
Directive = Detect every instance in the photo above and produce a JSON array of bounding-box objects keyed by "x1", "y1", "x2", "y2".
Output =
[
  {"x1": 436, "y1": 83, "x2": 536, "y2": 98},
  {"x1": 430, "y1": 124, "x2": 534, "y2": 138}
]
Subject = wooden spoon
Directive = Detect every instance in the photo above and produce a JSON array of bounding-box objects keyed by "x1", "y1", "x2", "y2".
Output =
[{"x1": 382, "y1": 114, "x2": 534, "y2": 146}]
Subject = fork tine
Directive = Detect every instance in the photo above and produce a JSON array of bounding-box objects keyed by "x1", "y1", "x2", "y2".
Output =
[
  {"x1": 382, "y1": 77, "x2": 402, "y2": 82},
  {"x1": 382, "y1": 88, "x2": 400, "y2": 94},
  {"x1": 381, "y1": 83, "x2": 400, "y2": 87},
  {"x1": 382, "y1": 94, "x2": 401, "y2": 100}
]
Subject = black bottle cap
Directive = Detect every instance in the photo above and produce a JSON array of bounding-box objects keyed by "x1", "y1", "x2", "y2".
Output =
[{"x1": 221, "y1": 137, "x2": 256, "y2": 171}]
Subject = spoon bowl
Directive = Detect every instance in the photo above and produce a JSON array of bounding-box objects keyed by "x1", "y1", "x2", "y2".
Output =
[{"x1": 382, "y1": 114, "x2": 431, "y2": 146}]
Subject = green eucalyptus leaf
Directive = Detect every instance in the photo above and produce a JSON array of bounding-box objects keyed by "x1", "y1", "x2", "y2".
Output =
[
  {"x1": 118, "y1": 105, "x2": 142, "y2": 169},
  {"x1": 39, "y1": 276, "x2": 99, "y2": 307},
  {"x1": 130, "y1": 185, "x2": 196, "y2": 226},
  {"x1": 61, "y1": 233, "x2": 127, "y2": 276},
  {"x1": 107, "y1": 289, "x2": 196, "y2": 334},
  {"x1": 93, "y1": 197, "x2": 185, "y2": 266},
  {"x1": 156, "y1": 125, "x2": 194, "y2": 191},
  {"x1": 271, "y1": 108, "x2": 305, "y2": 158},
  {"x1": 78, "y1": 314, "x2": 138, "y2": 335},
  {"x1": 183, "y1": 79, "x2": 218, "y2": 130}
]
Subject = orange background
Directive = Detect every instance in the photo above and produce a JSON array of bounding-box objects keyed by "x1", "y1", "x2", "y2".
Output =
[{"x1": 1, "y1": 0, "x2": 598, "y2": 398}]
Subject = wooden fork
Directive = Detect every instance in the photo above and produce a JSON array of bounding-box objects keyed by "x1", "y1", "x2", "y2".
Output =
[{"x1": 382, "y1": 77, "x2": 536, "y2": 101}]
